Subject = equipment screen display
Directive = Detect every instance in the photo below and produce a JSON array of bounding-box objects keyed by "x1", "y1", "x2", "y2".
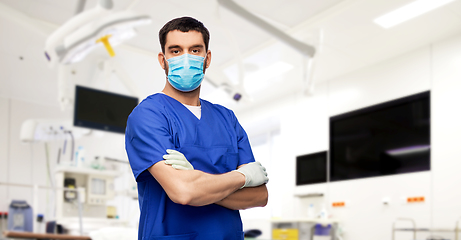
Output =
[
  {"x1": 330, "y1": 91, "x2": 430, "y2": 182},
  {"x1": 74, "y1": 85, "x2": 138, "y2": 134},
  {"x1": 296, "y1": 151, "x2": 327, "y2": 185}
]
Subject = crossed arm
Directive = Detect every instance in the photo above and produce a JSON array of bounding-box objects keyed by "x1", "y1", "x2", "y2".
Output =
[
  {"x1": 148, "y1": 161, "x2": 268, "y2": 209},
  {"x1": 215, "y1": 184, "x2": 268, "y2": 210}
]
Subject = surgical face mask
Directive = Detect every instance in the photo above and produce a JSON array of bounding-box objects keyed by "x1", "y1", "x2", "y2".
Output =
[{"x1": 166, "y1": 54, "x2": 205, "y2": 92}]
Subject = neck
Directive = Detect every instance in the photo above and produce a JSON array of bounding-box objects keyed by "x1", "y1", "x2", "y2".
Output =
[{"x1": 162, "y1": 83, "x2": 201, "y2": 106}]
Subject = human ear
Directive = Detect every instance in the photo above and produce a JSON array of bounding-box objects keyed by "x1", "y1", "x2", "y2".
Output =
[
  {"x1": 158, "y1": 52, "x2": 166, "y2": 70},
  {"x1": 205, "y1": 50, "x2": 211, "y2": 69}
]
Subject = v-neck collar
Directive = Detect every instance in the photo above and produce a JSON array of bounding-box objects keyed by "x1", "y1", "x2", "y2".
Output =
[
  {"x1": 182, "y1": 104, "x2": 201, "y2": 120},
  {"x1": 159, "y1": 93, "x2": 204, "y2": 122}
]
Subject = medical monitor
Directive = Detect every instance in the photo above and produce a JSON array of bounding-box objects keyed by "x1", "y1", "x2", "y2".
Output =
[
  {"x1": 329, "y1": 91, "x2": 430, "y2": 182},
  {"x1": 74, "y1": 85, "x2": 138, "y2": 134},
  {"x1": 296, "y1": 151, "x2": 327, "y2": 185}
]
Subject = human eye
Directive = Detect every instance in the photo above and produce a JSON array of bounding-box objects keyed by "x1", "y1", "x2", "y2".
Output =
[{"x1": 169, "y1": 47, "x2": 181, "y2": 55}]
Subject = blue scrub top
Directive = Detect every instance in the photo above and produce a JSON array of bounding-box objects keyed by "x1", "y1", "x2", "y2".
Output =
[{"x1": 125, "y1": 93, "x2": 255, "y2": 240}]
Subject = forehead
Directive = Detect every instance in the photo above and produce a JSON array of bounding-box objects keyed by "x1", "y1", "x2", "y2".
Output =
[{"x1": 165, "y1": 30, "x2": 204, "y2": 47}]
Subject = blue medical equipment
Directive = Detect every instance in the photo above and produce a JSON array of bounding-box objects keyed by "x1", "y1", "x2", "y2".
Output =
[
  {"x1": 7, "y1": 200, "x2": 33, "y2": 232},
  {"x1": 314, "y1": 224, "x2": 332, "y2": 237}
]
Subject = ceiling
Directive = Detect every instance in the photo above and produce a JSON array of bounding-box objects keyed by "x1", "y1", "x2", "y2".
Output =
[{"x1": 0, "y1": 0, "x2": 461, "y2": 113}]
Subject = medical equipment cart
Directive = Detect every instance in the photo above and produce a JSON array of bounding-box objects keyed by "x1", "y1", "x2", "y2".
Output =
[{"x1": 392, "y1": 218, "x2": 461, "y2": 240}]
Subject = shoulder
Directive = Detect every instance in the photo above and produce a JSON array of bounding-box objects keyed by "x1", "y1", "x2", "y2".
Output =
[
  {"x1": 127, "y1": 93, "x2": 172, "y2": 131},
  {"x1": 137, "y1": 93, "x2": 167, "y2": 109},
  {"x1": 130, "y1": 93, "x2": 168, "y2": 117}
]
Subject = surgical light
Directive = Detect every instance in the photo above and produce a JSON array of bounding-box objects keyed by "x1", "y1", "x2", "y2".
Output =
[
  {"x1": 374, "y1": 0, "x2": 456, "y2": 28},
  {"x1": 45, "y1": 0, "x2": 151, "y2": 67}
]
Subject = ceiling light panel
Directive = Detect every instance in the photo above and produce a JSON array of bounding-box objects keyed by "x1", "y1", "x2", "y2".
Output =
[{"x1": 374, "y1": 0, "x2": 456, "y2": 28}]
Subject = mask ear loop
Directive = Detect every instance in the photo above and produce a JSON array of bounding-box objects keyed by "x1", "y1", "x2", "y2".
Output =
[
  {"x1": 163, "y1": 54, "x2": 169, "y2": 76},
  {"x1": 203, "y1": 57, "x2": 207, "y2": 74}
]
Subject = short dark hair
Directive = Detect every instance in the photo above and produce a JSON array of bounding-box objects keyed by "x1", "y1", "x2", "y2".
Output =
[{"x1": 159, "y1": 16, "x2": 210, "y2": 53}]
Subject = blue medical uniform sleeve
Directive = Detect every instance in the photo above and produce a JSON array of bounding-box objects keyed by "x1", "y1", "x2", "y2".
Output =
[
  {"x1": 232, "y1": 111, "x2": 256, "y2": 167},
  {"x1": 125, "y1": 104, "x2": 175, "y2": 182}
]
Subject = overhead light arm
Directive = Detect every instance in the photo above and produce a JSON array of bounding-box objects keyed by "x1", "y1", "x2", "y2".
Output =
[
  {"x1": 75, "y1": 0, "x2": 87, "y2": 15},
  {"x1": 217, "y1": 0, "x2": 317, "y2": 96},
  {"x1": 217, "y1": 0, "x2": 316, "y2": 58},
  {"x1": 44, "y1": 0, "x2": 151, "y2": 67},
  {"x1": 303, "y1": 57, "x2": 315, "y2": 95},
  {"x1": 107, "y1": 58, "x2": 144, "y2": 100}
]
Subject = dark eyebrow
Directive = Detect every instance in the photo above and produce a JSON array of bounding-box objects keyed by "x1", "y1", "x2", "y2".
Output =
[
  {"x1": 168, "y1": 45, "x2": 182, "y2": 50},
  {"x1": 191, "y1": 44, "x2": 204, "y2": 49},
  {"x1": 167, "y1": 44, "x2": 204, "y2": 50}
]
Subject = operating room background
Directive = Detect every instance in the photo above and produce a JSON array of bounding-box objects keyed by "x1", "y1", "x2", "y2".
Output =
[
  {"x1": 1, "y1": 0, "x2": 461, "y2": 239},
  {"x1": 237, "y1": 32, "x2": 461, "y2": 239}
]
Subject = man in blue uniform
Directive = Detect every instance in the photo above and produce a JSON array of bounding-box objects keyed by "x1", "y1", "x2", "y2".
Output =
[{"x1": 125, "y1": 17, "x2": 269, "y2": 240}]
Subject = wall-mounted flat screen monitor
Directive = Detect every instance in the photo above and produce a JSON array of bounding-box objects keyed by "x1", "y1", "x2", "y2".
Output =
[
  {"x1": 296, "y1": 151, "x2": 327, "y2": 185},
  {"x1": 330, "y1": 91, "x2": 430, "y2": 182},
  {"x1": 74, "y1": 85, "x2": 138, "y2": 134}
]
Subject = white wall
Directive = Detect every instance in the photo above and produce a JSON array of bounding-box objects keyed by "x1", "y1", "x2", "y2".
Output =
[
  {"x1": 239, "y1": 31, "x2": 461, "y2": 240},
  {"x1": 432, "y1": 32, "x2": 461, "y2": 229},
  {"x1": 0, "y1": 98, "x2": 9, "y2": 208}
]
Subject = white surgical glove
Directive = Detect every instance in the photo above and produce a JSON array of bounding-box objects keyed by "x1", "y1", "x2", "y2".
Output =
[
  {"x1": 234, "y1": 162, "x2": 269, "y2": 188},
  {"x1": 163, "y1": 149, "x2": 194, "y2": 170}
]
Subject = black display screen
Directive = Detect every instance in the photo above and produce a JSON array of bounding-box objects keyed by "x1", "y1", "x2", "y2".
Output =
[
  {"x1": 74, "y1": 86, "x2": 138, "y2": 134},
  {"x1": 330, "y1": 91, "x2": 430, "y2": 182},
  {"x1": 296, "y1": 151, "x2": 327, "y2": 185}
]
